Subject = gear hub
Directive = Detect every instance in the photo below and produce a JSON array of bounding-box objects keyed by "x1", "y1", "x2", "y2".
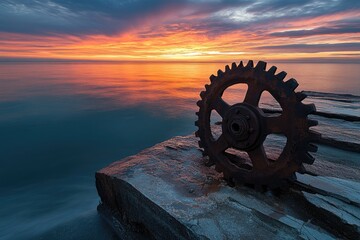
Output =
[{"x1": 195, "y1": 60, "x2": 321, "y2": 188}]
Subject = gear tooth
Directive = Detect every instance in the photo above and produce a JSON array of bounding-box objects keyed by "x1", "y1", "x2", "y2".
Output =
[
  {"x1": 309, "y1": 130, "x2": 322, "y2": 141},
  {"x1": 298, "y1": 164, "x2": 306, "y2": 174},
  {"x1": 226, "y1": 178, "x2": 236, "y2": 187},
  {"x1": 296, "y1": 91, "x2": 307, "y2": 101},
  {"x1": 307, "y1": 119, "x2": 318, "y2": 127},
  {"x1": 231, "y1": 62, "x2": 237, "y2": 69},
  {"x1": 195, "y1": 111, "x2": 199, "y2": 116},
  {"x1": 195, "y1": 130, "x2": 199, "y2": 137},
  {"x1": 268, "y1": 66, "x2": 277, "y2": 75},
  {"x1": 210, "y1": 74, "x2": 216, "y2": 83},
  {"x1": 202, "y1": 150, "x2": 208, "y2": 157},
  {"x1": 217, "y1": 69, "x2": 224, "y2": 77},
  {"x1": 225, "y1": 65, "x2": 230, "y2": 72},
  {"x1": 255, "y1": 184, "x2": 265, "y2": 192},
  {"x1": 239, "y1": 61, "x2": 244, "y2": 67},
  {"x1": 308, "y1": 143, "x2": 318, "y2": 153},
  {"x1": 255, "y1": 61, "x2": 267, "y2": 71},
  {"x1": 195, "y1": 120, "x2": 199, "y2": 127},
  {"x1": 196, "y1": 100, "x2": 202, "y2": 107},
  {"x1": 246, "y1": 60, "x2": 254, "y2": 68},
  {"x1": 205, "y1": 84, "x2": 210, "y2": 91},
  {"x1": 285, "y1": 78, "x2": 299, "y2": 91},
  {"x1": 276, "y1": 71, "x2": 287, "y2": 80},
  {"x1": 200, "y1": 91, "x2": 206, "y2": 99},
  {"x1": 303, "y1": 152, "x2": 315, "y2": 164},
  {"x1": 205, "y1": 159, "x2": 215, "y2": 166},
  {"x1": 198, "y1": 140, "x2": 204, "y2": 148},
  {"x1": 215, "y1": 164, "x2": 223, "y2": 173},
  {"x1": 304, "y1": 103, "x2": 316, "y2": 114}
]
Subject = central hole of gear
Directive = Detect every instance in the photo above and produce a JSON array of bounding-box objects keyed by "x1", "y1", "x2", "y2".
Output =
[
  {"x1": 230, "y1": 119, "x2": 248, "y2": 136},
  {"x1": 232, "y1": 123, "x2": 241, "y2": 132}
]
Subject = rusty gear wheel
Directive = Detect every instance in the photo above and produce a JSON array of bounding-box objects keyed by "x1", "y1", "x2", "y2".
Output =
[{"x1": 195, "y1": 60, "x2": 320, "y2": 188}]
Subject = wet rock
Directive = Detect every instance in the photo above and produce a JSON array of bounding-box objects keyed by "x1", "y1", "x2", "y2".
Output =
[
  {"x1": 295, "y1": 174, "x2": 360, "y2": 239},
  {"x1": 296, "y1": 173, "x2": 360, "y2": 207},
  {"x1": 262, "y1": 108, "x2": 360, "y2": 122},
  {"x1": 301, "y1": 192, "x2": 359, "y2": 239},
  {"x1": 96, "y1": 134, "x2": 360, "y2": 239},
  {"x1": 315, "y1": 137, "x2": 360, "y2": 153}
]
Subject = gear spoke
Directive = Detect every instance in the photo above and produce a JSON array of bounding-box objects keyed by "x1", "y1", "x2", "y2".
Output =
[
  {"x1": 243, "y1": 85, "x2": 262, "y2": 106},
  {"x1": 212, "y1": 134, "x2": 229, "y2": 154},
  {"x1": 265, "y1": 115, "x2": 285, "y2": 134},
  {"x1": 247, "y1": 145, "x2": 269, "y2": 170},
  {"x1": 213, "y1": 97, "x2": 230, "y2": 117}
]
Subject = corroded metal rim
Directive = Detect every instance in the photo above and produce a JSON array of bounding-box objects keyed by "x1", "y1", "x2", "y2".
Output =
[{"x1": 195, "y1": 60, "x2": 321, "y2": 188}]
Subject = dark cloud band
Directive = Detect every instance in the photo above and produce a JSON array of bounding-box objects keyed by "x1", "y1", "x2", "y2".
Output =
[{"x1": 0, "y1": 0, "x2": 359, "y2": 36}]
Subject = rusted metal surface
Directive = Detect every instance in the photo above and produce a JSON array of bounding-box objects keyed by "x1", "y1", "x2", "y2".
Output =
[{"x1": 195, "y1": 60, "x2": 321, "y2": 188}]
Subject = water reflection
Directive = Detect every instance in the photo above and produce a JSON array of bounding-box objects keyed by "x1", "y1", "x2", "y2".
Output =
[
  {"x1": 0, "y1": 62, "x2": 221, "y2": 117},
  {"x1": 1, "y1": 62, "x2": 359, "y2": 117},
  {"x1": 0, "y1": 61, "x2": 359, "y2": 239}
]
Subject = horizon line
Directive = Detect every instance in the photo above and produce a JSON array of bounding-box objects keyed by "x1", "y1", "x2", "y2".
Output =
[{"x1": 0, "y1": 57, "x2": 359, "y2": 64}]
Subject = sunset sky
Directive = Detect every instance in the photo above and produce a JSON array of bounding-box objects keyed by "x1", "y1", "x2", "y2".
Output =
[{"x1": 1, "y1": 0, "x2": 359, "y2": 62}]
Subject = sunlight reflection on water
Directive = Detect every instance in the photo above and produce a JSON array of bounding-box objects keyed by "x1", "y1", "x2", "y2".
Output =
[{"x1": 1, "y1": 62, "x2": 359, "y2": 116}]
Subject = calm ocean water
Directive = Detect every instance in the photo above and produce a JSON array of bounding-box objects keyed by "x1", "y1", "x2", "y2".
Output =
[{"x1": 0, "y1": 62, "x2": 359, "y2": 239}]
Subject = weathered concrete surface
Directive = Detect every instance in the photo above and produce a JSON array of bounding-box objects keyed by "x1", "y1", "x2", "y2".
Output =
[{"x1": 96, "y1": 134, "x2": 360, "y2": 240}]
